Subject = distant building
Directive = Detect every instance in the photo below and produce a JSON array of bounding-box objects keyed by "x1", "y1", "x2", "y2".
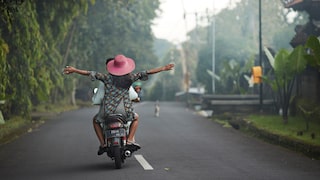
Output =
[{"x1": 175, "y1": 87, "x2": 205, "y2": 107}]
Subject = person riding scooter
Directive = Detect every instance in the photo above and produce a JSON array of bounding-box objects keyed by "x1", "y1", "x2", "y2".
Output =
[{"x1": 63, "y1": 54, "x2": 174, "y2": 155}]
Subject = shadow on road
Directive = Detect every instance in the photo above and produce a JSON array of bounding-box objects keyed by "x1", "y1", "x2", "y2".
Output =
[{"x1": 50, "y1": 161, "x2": 125, "y2": 174}]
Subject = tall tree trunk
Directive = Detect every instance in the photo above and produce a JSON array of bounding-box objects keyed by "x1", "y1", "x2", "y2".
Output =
[
  {"x1": 282, "y1": 106, "x2": 289, "y2": 124},
  {"x1": 62, "y1": 23, "x2": 76, "y2": 66}
]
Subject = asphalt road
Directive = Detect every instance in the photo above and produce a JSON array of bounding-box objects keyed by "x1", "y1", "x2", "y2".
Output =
[{"x1": 0, "y1": 101, "x2": 320, "y2": 180}]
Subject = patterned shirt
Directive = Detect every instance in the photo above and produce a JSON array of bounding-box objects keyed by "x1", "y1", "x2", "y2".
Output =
[{"x1": 89, "y1": 71, "x2": 148, "y2": 120}]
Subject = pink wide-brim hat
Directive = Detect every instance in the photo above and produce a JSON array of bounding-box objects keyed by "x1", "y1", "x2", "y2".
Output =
[{"x1": 107, "y1": 54, "x2": 135, "y2": 76}]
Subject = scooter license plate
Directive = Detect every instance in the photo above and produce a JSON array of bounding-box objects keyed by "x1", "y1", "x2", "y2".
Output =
[{"x1": 107, "y1": 129, "x2": 126, "y2": 137}]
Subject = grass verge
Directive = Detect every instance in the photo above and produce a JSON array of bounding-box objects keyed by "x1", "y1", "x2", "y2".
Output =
[
  {"x1": 0, "y1": 101, "x2": 91, "y2": 145},
  {"x1": 245, "y1": 115, "x2": 320, "y2": 146},
  {"x1": 0, "y1": 116, "x2": 31, "y2": 144},
  {"x1": 212, "y1": 113, "x2": 320, "y2": 159}
]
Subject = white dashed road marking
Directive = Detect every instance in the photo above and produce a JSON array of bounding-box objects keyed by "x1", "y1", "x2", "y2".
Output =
[{"x1": 134, "y1": 154, "x2": 154, "y2": 170}]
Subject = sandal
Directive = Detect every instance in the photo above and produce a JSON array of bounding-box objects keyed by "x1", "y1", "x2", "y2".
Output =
[
  {"x1": 127, "y1": 140, "x2": 141, "y2": 149},
  {"x1": 97, "y1": 145, "x2": 107, "y2": 155}
]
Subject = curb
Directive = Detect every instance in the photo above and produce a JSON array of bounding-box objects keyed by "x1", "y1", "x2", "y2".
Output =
[{"x1": 229, "y1": 118, "x2": 320, "y2": 160}]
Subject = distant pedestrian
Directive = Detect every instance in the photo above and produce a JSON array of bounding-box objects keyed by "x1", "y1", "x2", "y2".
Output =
[{"x1": 155, "y1": 100, "x2": 160, "y2": 117}]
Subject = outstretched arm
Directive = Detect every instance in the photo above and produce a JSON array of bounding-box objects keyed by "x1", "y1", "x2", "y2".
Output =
[
  {"x1": 146, "y1": 63, "x2": 174, "y2": 75},
  {"x1": 63, "y1": 66, "x2": 90, "y2": 76}
]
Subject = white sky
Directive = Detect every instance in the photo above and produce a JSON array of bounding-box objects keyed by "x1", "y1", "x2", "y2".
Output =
[{"x1": 152, "y1": 0, "x2": 240, "y2": 44}]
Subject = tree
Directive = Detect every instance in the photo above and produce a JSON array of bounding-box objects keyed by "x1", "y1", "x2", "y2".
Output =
[
  {"x1": 0, "y1": 38, "x2": 9, "y2": 101},
  {"x1": 194, "y1": 0, "x2": 306, "y2": 94},
  {"x1": 305, "y1": 35, "x2": 320, "y2": 71},
  {"x1": 34, "y1": 0, "x2": 89, "y2": 104},
  {"x1": 0, "y1": 0, "x2": 90, "y2": 118},
  {"x1": 0, "y1": 0, "x2": 25, "y2": 27},
  {"x1": 1, "y1": 1, "x2": 44, "y2": 117},
  {"x1": 196, "y1": 45, "x2": 213, "y2": 93},
  {"x1": 264, "y1": 45, "x2": 307, "y2": 123},
  {"x1": 146, "y1": 47, "x2": 182, "y2": 101},
  {"x1": 63, "y1": 0, "x2": 161, "y2": 102},
  {"x1": 0, "y1": 0, "x2": 162, "y2": 119}
]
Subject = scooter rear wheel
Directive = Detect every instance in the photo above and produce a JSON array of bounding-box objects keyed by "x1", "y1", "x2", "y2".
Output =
[{"x1": 113, "y1": 146, "x2": 122, "y2": 169}]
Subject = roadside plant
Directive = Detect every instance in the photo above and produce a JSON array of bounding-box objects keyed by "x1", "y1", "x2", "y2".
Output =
[
  {"x1": 263, "y1": 45, "x2": 307, "y2": 124},
  {"x1": 304, "y1": 35, "x2": 320, "y2": 71}
]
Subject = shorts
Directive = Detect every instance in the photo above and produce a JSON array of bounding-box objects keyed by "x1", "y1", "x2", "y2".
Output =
[
  {"x1": 93, "y1": 111, "x2": 136, "y2": 124},
  {"x1": 94, "y1": 100, "x2": 135, "y2": 123}
]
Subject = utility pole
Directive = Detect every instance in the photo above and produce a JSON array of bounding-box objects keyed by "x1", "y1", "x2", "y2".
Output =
[
  {"x1": 209, "y1": 1, "x2": 216, "y2": 94},
  {"x1": 259, "y1": 0, "x2": 263, "y2": 111},
  {"x1": 182, "y1": 1, "x2": 215, "y2": 93},
  {"x1": 211, "y1": 14, "x2": 215, "y2": 94}
]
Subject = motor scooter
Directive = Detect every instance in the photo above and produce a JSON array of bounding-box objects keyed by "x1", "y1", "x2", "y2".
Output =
[
  {"x1": 92, "y1": 83, "x2": 140, "y2": 169},
  {"x1": 102, "y1": 113, "x2": 139, "y2": 169}
]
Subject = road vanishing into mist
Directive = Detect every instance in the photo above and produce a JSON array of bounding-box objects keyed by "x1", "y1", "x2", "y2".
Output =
[{"x1": 0, "y1": 102, "x2": 320, "y2": 180}]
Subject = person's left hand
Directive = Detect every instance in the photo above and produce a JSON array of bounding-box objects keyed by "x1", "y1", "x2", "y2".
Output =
[
  {"x1": 132, "y1": 97, "x2": 140, "y2": 103},
  {"x1": 63, "y1": 66, "x2": 75, "y2": 74}
]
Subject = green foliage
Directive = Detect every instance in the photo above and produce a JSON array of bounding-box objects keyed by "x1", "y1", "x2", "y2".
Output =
[
  {"x1": 196, "y1": 45, "x2": 254, "y2": 94},
  {"x1": 273, "y1": 47, "x2": 306, "y2": 86},
  {"x1": 248, "y1": 114, "x2": 320, "y2": 146},
  {"x1": 2, "y1": 1, "x2": 41, "y2": 117},
  {"x1": 0, "y1": 0, "x2": 25, "y2": 30},
  {"x1": 0, "y1": 38, "x2": 9, "y2": 100},
  {"x1": 64, "y1": 0, "x2": 161, "y2": 100},
  {"x1": 215, "y1": 58, "x2": 254, "y2": 94},
  {"x1": 196, "y1": 45, "x2": 213, "y2": 93},
  {"x1": 264, "y1": 46, "x2": 307, "y2": 123},
  {"x1": 146, "y1": 48, "x2": 181, "y2": 101},
  {"x1": 194, "y1": 0, "x2": 305, "y2": 94},
  {"x1": 296, "y1": 98, "x2": 320, "y2": 131},
  {"x1": 0, "y1": 0, "x2": 161, "y2": 119},
  {"x1": 0, "y1": 0, "x2": 90, "y2": 117},
  {"x1": 305, "y1": 35, "x2": 320, "y2": 71},
  {"x1": 35, "y1": 0, "x2": 89, "y2": 104},
  {"x1": 153, "y1": 39, "x2": 173, "y2": 61},
  {"x1": 0, "y1": 116, "x2": 30, "y2": 143}
]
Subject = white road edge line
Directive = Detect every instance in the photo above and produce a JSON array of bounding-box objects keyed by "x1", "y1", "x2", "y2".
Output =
[{"x1": 134, "y1": 154, "x2": 154, "y2": 170}]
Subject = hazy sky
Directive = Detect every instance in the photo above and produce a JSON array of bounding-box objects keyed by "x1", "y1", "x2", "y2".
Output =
[{"x1": 152, "y1": 0, "x2": 240, "y2": 44}]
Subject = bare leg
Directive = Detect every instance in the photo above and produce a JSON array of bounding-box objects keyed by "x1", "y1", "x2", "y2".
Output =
[
  {"x1": 127, "y1": 113, "x2": 139, "y2": 142},
  {"x1": 93, "y1": 117, "x2": 105, "y2": 146}
]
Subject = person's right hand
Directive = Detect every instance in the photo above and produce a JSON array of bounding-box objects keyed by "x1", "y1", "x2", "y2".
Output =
[{"x1": 164, "y1": 63, "x2": 175, "y2": 71}]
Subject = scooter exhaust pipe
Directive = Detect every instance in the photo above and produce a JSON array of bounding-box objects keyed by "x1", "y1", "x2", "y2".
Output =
[{"x1": 124, "y1": 150, "x2": 131, "y2": 157}]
